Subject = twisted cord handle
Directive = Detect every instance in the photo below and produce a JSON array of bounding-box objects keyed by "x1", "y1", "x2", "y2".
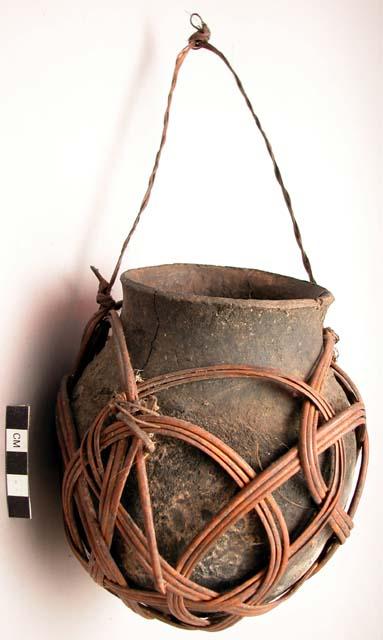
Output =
[{"x1": 108, "y1": 13, "x2": 316, "y2": 289}]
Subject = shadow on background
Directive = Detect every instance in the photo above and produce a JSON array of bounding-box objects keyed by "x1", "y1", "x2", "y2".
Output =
[
  {"x1": 21, "y1": 25, "x2": 155, "y2": 576},
  {"x1": 27, "y1": 278, "x2": 93, "y2": 556}
]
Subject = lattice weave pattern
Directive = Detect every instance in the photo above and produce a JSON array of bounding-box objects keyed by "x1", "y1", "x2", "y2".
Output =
[{"x1": 56, "y1": 303, "x2": 368, "y2": 631}]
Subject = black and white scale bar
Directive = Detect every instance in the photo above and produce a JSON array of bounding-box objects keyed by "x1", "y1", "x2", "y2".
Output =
[{"x1": 5, "y1": 405, "x2": 32, "y2": 518}]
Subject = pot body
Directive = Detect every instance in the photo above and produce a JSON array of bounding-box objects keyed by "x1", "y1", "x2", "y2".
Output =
[{"x1": 72, "y1": 264, "x2": 356, "y2": 595}]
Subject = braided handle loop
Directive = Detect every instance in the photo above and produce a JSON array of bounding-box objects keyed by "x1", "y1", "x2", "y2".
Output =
[{"x1": 108, "y1": 14, "x2": 316, "y2": 291}]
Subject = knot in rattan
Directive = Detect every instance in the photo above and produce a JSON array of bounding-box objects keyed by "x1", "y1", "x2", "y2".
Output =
[
  {"x1": 188, "y1": 13, "x2": 211, "y2": 49},
  {"x1": 91, "y1": 266, "x2": 121, "y2": 312}
]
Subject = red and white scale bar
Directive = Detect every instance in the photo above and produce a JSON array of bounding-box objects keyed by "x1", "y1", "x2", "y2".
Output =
[{"x1": 5, "y1": 405, "x2": 32, "y2": 518}]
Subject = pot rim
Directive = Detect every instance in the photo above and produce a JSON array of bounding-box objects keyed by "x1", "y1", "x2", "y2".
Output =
[{"x1": 121, "y1": 263, "x2": 334, "y2": 310}]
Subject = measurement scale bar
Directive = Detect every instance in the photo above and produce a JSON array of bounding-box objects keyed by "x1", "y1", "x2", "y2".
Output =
[{"x1": 5, "y1": 405, "x2": 32, "y2": 518}]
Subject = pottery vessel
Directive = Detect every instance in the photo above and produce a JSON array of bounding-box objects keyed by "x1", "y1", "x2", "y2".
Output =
[{"x1": 72, "y1": 263, "x2": 356, "y2": 595}]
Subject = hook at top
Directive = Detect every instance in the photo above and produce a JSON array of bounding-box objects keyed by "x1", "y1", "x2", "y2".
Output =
[
  {"x1": 190, "y1": 13, "x2": 204, "y2": 30},
  {"x1": 189, "y1": 12, "x2": 210, "y2": 49}
]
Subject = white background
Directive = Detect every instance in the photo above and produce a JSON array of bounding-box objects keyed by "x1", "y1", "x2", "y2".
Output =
[{"x1": 0, "y1": 1, "x2": 382, "y2": 639}]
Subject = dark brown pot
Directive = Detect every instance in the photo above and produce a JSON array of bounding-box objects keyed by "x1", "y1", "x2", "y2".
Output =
[{"x1": 72, "y1": 263, "x2": 356, "y2": 596}]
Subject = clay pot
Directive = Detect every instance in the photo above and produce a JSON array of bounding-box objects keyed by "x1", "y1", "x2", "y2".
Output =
[{"x1": 72, "y1": 263, "x2": 356, "y2": 595}]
